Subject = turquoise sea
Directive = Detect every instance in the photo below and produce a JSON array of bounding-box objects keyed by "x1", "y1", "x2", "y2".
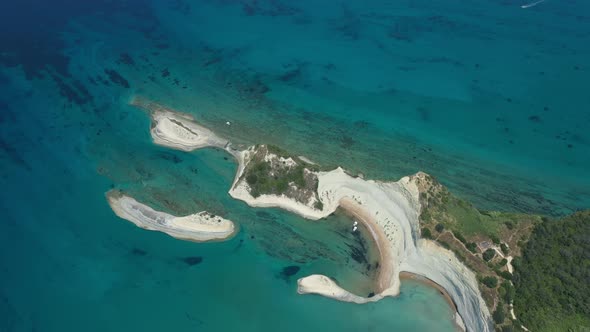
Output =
[{"x1": 1, "y1": 0, "x2": 589, "y2": 331}]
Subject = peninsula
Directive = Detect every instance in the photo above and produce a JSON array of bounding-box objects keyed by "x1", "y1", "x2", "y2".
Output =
[
  {"x1": 120, "y1": 96, "x2": 493, "y2": 331},
  {"x1": 110, "y1": 96, "x2": 590, "y2": 332}
]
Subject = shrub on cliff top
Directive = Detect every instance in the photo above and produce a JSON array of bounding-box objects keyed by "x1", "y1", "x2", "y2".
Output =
[
  {"x1": 483, "y1": 248, "x2": 496, "y2": 261},
  {"x1": 482, "y1": 276, "x2": 498, "y2": 288}
]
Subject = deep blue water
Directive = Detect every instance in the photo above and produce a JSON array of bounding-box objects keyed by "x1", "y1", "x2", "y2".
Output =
[{"x1": 1, "y1": 0, "x2": 589, "y2": 331}]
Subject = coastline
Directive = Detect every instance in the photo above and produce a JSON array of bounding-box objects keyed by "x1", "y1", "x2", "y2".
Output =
[
  {"x1": 399, "y1": 271, "x2": 457, "y2": 311},
  {"x1": 125, "y1": 97, "x2": 492, "y2": 331},
  {"x1": 231, "y1": 167, "x2": 488, "y2": 331},
  {"x1": 399, "y1": 272, "x2": 466, "y2": 331}
]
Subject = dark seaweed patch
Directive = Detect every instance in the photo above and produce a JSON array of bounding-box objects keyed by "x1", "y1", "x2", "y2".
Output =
[
  {"x1": 0, "y1": 102, "x2": 12, "y2": 123},
  {"x1": 0, "y1": 137, "x2": 31, "y2": 170},
  {"x1": 95, "y1": 75, "x2": 110, "y2": 86},
  {"x1": 203, "y1": 56, "x2": 222, "y2": 67},
  {"x1": 279, "y1": 68, "x2": 301, "y2": 82},
  {"x1": 154, "y1": 151, "x2": 182, "y2": 164},
  {"x1": 339, "y1": 134, "x2": 355, "y2": 148},
  {"x1": 182, "y1": 256, "x2": 203, "y2": 266},
  {"x1": 104, "y1": 69, "x2": 130, "y2": 88},
  {"x1": 117, "y1": 53, "x2": 135, "y2": 66},
  {"x1": 353, "y1": 120, "x2": 370, "y2": 129},
  {"x1": 282, "y1": 265, "x2": 300, "y2": 276},
  {"x1": 131, "y1": 248, "x2": 147, "y2": 256},
  {"x1": 416, "y1": 106, "x2": 430, "y2": 122},
  {"x1": 350, "y1": 246, "x2": 366, "y2": 264},
  {"x1": 347, "y1": 229, "x2": 369, "y2": 265},
  {"x1": 0, "y1": 1, "x2": 156, "y2": 79},
  {"x1": 169, "y1": 0, "x2": 191, "y2": 15},
  {"x1": 277, "y1": 265, "x2": 300, "y2": 281},
  {"x1": 256, "y1": 210, "x2": 276, "y2": 221},
  {"x1": 528, "y1": 115, "x2": 542, "y2": 123},
  {"x1": 161, "y1": 68, "x2": 170, "y2": 78},
  {"x1": 49, "y1": 73, "x2": 93, "y2": 105}
]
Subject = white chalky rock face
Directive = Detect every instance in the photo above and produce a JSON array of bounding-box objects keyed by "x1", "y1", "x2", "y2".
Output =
[
  {"x1": 150, "y1": 110, "x2": 229, "y2": 151},
  {"x1": 231, "y1": 166, "x2": 492, "y2": 332},
  {"x1": 106, "y1": 191, "x2": 235, "y2": 242}
]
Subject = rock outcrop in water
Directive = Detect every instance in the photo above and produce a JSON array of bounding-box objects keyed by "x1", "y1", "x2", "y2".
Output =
[{"x1": 107, "y1": 190, "x2": 236, "y2": 242}]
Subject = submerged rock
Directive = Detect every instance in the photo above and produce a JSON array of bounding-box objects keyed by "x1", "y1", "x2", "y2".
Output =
[
  {"x1": 182, "y1": 256, "x2": 203, "y2": 266},
  {"x1": 131, "y1": 248, "x2": 147, "y2": 256},
  {"x1": 282, "y1": 265, "x2": 300, "y2": 276}
]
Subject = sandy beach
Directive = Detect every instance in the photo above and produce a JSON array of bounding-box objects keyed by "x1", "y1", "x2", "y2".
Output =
[
  {"x1": 339, "y1": 197, "x2": 393, "y2": 295},
  {"x1": 106, "y1": 190, "x2": 236, "y2": 242}
]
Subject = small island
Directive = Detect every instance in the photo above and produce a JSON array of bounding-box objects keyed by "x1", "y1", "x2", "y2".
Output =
[{"x1": 107, "y1": 190, "x2": 236, "y2": 242}]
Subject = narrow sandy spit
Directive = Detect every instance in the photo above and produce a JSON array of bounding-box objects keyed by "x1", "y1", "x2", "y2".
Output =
[{"x1": 107, "y1": 190, "x2": 236, "y2": 242}]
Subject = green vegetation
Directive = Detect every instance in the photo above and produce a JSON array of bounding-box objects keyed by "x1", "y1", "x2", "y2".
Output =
[
  {"x1": 414, "y1": 173, "x2": 589, "y2": 330},
  {"x1": 266, "y1": 144, "x2": 290, "y2": 156},
  {"x1": 246, "y1": 160, "x2": 305, "y2": 197},
  {"x1": 453, "y1": 230, "x2": 466, "y2": 244},
  {"x1": 499, "y1": 271, "x2": 512, "y2": 280},
  {"x1": 512, "y1": 211, "x2": 590, "y2": 332},
  {"x1": 500, "y1": 281, "x2": 515, "y2": 303},
  {"x1": 421, "y1": 227, "x2": 432, "y2": 239},
  {"x1": 243, "y1": 145, "x2": 316, "y2": 198},
  {"x1": 481, "y1": 276, "x2": 498, "y2": 288},
  {"x1": 483, "y1": 248, "x2": 496, "y2": 261},
  {"x1": 490, "y1": 234, "x2": 500, "y2": 245},
  {"x1": 435, "y1": 223, "x2": 444, "y2": 232},
  {"x1": 501, "y1": 326, "x2": 513, "y2": 332},
  {"x1": 439, "y1": 241, "x2": 450, "y2": 250},
  {"x1": 266, "y1": 144, "x2": 321, "y2": 171},
  {"x1": 445, "y1": 202, "x2": 500, "y2": 237},
  {"x1": 466, "y1": 242, "x2": 478, "y2": 253},
  {"x1": 500, "y1": 243, "x2": 509, "y2": 255},
  {"x1": 416, "y1": 174, "x2": 537, "y2": 239},
  {"x1": 493, "y1": 303, "x2": 505, "y2": 324},
  {"x1": 313, "y1": 200, "x2": 323, "y2": 210}
]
